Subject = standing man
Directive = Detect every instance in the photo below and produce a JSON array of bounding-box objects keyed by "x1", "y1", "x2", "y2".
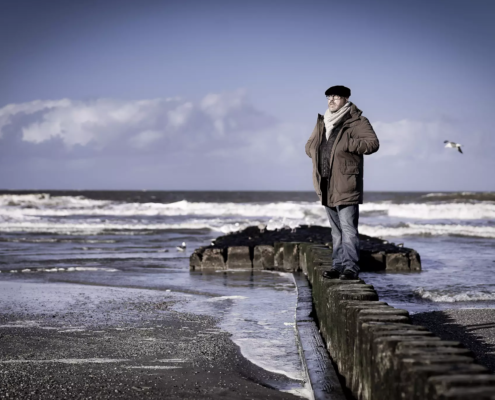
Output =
[{"x1": 305, "y1": 86, "x2": 379, "y2": 280}]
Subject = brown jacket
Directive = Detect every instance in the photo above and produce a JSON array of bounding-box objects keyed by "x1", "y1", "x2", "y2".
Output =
[{"x1": 305, "y1": 103, "x2": 379, "y2": 207}]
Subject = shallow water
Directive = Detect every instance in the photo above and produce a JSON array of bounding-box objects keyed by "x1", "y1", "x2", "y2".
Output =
[
  {"x1": 0, "y1": 194, "x2": 310, "y2": 397},
  {"x1": 362, "y1": 234, "x2": 495, "y2": 313}
]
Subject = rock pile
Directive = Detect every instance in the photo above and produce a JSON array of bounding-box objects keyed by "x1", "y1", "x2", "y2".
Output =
[{"x1": 190, "y1": 225, "x2": 421, "y2": 272}]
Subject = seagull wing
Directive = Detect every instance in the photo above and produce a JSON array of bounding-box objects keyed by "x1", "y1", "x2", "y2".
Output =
[{"x1": 458, "y1": 146, "x2": 463, "y2": 154}]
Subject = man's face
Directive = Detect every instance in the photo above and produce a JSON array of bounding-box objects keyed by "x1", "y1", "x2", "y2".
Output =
[{"x1": 327, "y1": 95, "x2": 348, "y2": 112}]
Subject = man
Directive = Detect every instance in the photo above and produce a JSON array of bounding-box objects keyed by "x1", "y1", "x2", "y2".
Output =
[{"x1": 305, "y1": 85, "x2": 379, "y2": 280}]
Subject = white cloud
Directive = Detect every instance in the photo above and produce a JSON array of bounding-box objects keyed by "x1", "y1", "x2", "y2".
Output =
[
  {"x1": 1, "y1": 94, "x2": 492, "y2": 191},
  {"x1": 128, "y1": 130, "x2": 163, "y2": 149},
  {"x1": 0, "y1": 99, "x2": 71, "y2": 139},
  {"x1": 18, "y1": 98, "x2": 167, "y2": 148},
  {"x1": 0, "y1": 91, "x2": 275, "y2": 151},
  {"x1": 200, "y1": 89, "x2": 247, "y2": 136},
  {"x1": 167, "y1": 102, "x2": 193, "y2": 129}
]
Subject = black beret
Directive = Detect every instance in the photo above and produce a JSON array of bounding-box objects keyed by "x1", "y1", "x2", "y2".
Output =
[{"x1": 325, "y1": 85, "x2": 351, "y2": 98}]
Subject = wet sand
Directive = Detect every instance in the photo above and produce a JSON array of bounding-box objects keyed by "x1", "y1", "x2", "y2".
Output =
[
  {"x1": 411, "y1": 308, "x2": 495, "y2": 372},
  {"x1": 0, "y1": 281, "x2": 301, "y2": 399}
]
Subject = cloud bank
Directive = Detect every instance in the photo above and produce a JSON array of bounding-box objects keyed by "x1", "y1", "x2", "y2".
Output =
[
  {"x1": 0, "y1": 90, "x2": 277, "y2": 153},
  {"x1": 0, "y1": 92, "x2": 492, "y2": 191}
]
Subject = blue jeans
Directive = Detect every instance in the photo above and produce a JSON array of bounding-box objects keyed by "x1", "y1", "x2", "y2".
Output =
[{"x1": 324, "y1": 204, "x2": 360, "y2": 274}]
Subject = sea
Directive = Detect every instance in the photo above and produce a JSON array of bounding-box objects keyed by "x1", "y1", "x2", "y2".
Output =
[{"x1": 1, "y1": 190, "x2": 494, "y2": 397}]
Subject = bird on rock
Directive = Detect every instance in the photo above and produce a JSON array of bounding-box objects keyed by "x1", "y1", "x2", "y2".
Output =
[
  {"x1": 176, "y1": 242, "x2": 186, "y2": 251},
  {"x1": 444, "y1": 140, "x2": 463, "y2": 154}
]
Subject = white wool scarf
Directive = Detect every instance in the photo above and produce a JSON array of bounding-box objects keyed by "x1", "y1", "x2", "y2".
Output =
[{"x1": 324, "y1": 102, "x2": 351, "y2": 140}]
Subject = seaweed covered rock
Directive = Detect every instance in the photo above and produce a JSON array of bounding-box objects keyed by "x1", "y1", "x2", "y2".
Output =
[{"x1": 190, "y1": 225, "x2": 421, "y2": 272}]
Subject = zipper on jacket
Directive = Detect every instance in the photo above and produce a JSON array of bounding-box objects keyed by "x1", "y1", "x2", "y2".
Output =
[{"x1": 314, "y1": 117, "x2": 324, "y2": 196}]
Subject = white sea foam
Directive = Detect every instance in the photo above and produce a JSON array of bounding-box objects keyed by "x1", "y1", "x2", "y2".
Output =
[
  {"x1": 0, "y1": 219, "x2": 263, "y2": 234},
  {"x1": 235, "y1": 338, "x2": 304, "y2": 381},
  {"x1": 422, "y1": 192, "x2": 476, "y2": 198},
  {"x1": 360, "y1": 202, "x2": 495, "y2": 220},
  {"x1": 0, "y1": 194, "x2": 111, "y2": 209},
  {"x1": 283, "y1": 382, "x2": 314, "y2": 400},
  {"x1": 0, "y1": 358, "x2": 128, "y2": 364},
  {"x1": 2, "y1": 194, "x2": 494, "y2": 221},
  {"x1": 5, "y1": 267, "x2": 118, "y2": 274},
  {"x1": 125, "y1": 365, "x2": 182, "y2": 369},
  {"x1": 206, "y1": 296, "x2": 248, "y2": 302},
  {"x1": 415, "y1": 288, "x2": 495, "y2": 302},
  {"x1": 359, "y1": 223, "x2": 495, "y2": 239},
  {"x1": 1, "y1": 194, "x2": 493, "y2": 239},
  {"x1": 0, "y1": 194, "x2": 319, "y2": 219}
]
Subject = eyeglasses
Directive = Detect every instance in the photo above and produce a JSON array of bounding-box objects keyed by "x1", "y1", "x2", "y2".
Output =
[{"x1": 326, "y1": 95, "x2": 342, "y2": 100}]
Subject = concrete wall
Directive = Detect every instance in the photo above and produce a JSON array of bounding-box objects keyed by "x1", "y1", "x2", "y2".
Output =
[{"x1": 300, "y1": 243, "x2": 495, "y2": 400}]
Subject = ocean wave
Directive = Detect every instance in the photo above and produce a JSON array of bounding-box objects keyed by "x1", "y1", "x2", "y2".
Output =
[
  {"x1": 0, "y1": 194, "x2": 322, "y2": 220},
  {"x1": 420, "y1": 192, "x2": 495, "y2": 202},
  {"x1": 1, "y1": 194, "x2": 494, "y2": 222},
  {"x1": 1, "y1": 217, "x2": 494, "y2": 238},
  {"x1": 359, "y1": 223, "x2": 495, "y2": 239},
  {"x1": 360, "y1": 202, "x2": 495, "y2": 220},
  {"x1": 0, "y1": 218, "x2": 269, "y2": 235},
  {"x1": 415, "y1": 287, "x2": 495, "y2": 302},
  {"x1": 1, "y1": 194, "x2": 494, "y2": 238},
  {"x1": 422, "y1": 192, "x2": 476, "y2": 198},
  {"x1": 0, "y1": 194, "x2": 111, "y2": 209}
]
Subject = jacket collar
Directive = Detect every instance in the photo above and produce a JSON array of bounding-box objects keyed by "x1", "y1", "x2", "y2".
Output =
[{"x1": 343, "y1": 102, "x2": 361, "y2": 125}]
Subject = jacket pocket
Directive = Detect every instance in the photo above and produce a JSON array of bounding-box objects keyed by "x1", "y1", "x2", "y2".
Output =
[{"x1": 340, "y1": 160, "x2": 360, "y2": 175}]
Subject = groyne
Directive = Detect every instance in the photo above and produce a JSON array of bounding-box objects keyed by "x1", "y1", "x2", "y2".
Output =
[
  {"x1": 299, "y1": 243, "x2": 495, "y2": 400},
  {"x1": 190, "y1": 225, "x2": 421, "y2": 272},
  {"x1": 190, "y1": 228, "x2": 495, "y2": 400}
]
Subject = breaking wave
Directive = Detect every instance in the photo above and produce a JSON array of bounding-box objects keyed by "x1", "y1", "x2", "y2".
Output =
[
  {"x1": 359, "y1": 223, "x2": 495, "y2": 239},
  {"x1": 0, "y1": 194, "x2": 319, "y2": 219},
  {"x1": 1, "y1": 194, "x2": 494, "y2": 221},
  {"x1": 360, "y1": 202, "x2": 495, "y2": 220},
  {"x1": 415, "y1": 287, "x2": 495, "y2": 302},
  {"x1": 0, "y1": 194, "x2": 494, "y2": 238}
]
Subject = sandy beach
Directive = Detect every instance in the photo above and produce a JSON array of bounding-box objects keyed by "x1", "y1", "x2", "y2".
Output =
[
  {"x1": 412, "y1": 308, "x2": 495, "y2": 373},
  {"x1": 0, "y1": 280, "x2": 301, "y2": 399}
]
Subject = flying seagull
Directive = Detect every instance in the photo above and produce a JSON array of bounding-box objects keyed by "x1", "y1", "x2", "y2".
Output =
[
  {"x1": 444, "y1": 140, "x2": 463, "y2": 154},
  {"x1": 176, "y1": 242, "x2": 186, "y2": 251}
]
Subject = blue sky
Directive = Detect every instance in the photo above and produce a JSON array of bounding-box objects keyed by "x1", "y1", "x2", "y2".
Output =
[{"x1": 1, "y1": 0, "x2": 494, "y2": 191}]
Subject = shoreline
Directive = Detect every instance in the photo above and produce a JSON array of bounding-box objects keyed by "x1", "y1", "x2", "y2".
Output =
[{"x1": 0, "y1": 280, "x2": 302, "y2": 399}]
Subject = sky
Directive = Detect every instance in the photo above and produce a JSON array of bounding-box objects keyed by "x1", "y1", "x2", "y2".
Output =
[{"x1": 0, "y1": 0, "x2": 494, "y2": 191}]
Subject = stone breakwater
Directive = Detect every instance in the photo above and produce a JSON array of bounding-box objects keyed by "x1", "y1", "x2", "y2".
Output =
[
  {"x1": 190, "y1": 229, "x2": 495, "y2": 400},
  {"x1": 189, "y1": 225, "x2": 421, "y2": 272},
  {"x1": 301, "y1": 243, "x2": 495, "y2": 400}
]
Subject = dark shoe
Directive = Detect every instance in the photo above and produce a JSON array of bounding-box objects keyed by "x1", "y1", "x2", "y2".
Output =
[
  {"x1": 322, "y1": 268, "x2": 341, "y2": 279},
  {"x1": 339, "y1": 270, "x2": 359, "y2": 280}
]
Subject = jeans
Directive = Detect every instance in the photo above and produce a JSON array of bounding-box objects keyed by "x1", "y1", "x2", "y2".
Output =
[{"x1": 324, "y1": 204, "x2": 360, "y2": 274}]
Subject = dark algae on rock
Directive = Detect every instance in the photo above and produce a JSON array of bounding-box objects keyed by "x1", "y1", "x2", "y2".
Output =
[{"x1": 190, "y1": 225, "x2": 421, "y2": 272}]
